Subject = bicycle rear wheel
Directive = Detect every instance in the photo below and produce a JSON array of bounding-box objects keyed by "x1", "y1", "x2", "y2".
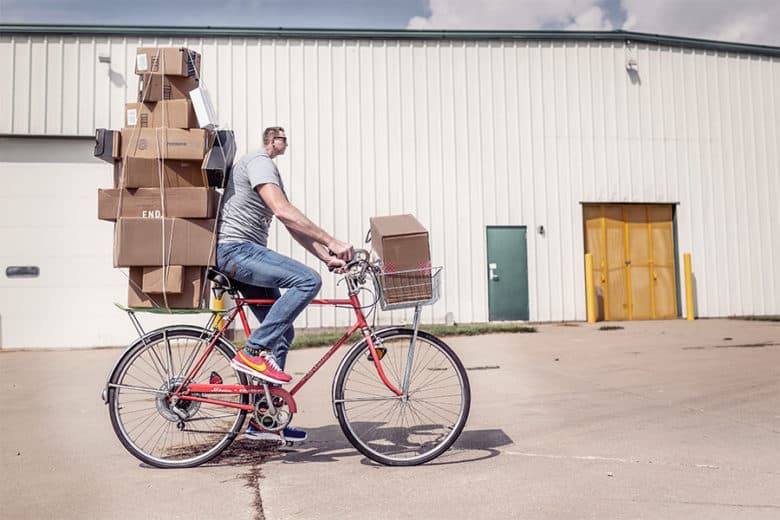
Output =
[
  {"x1": 333, "y1": 328, "x2": 470, "y2": 466},
  {"x1": 107, "y1": 327, "x2": 248, "y2": 468}
]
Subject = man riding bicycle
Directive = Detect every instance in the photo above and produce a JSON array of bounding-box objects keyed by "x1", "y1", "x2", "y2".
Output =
[{"x1": 216, "y1": 126, "x2": 354, "y2": 441}]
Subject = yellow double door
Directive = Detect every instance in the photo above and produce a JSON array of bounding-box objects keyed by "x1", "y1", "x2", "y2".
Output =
[{"x1": 584, "y1": 204, "x2": 677, "y2": 321}]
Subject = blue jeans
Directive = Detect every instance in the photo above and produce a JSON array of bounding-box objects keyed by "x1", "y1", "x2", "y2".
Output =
[{"x1": 216, "y1": 241, "x2": 322, "y2": 369}]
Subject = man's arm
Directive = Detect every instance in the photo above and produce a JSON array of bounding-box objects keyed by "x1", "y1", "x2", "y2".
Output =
[
  {"x1": 257, "y1": 183, "x2": 353, "y2": 261},
  {"x1": 287, "y1": 227, "x2": 330, "y2": 262}
]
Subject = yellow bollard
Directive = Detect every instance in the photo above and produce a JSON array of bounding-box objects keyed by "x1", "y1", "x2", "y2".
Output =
[
  {"x1": 684, "y1": 253, "x2": 694, "y2": 321},
  {"x1": 585, "y1": 253, "x2": 596, "y2": 323},
  {"x1": 212, "y1": 287, "x2": 225, "y2": 330}
]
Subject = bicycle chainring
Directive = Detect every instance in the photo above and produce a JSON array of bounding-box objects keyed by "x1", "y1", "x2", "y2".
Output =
[{"x1": 253, "y1": 391, "x2": 293, "y2": 433}]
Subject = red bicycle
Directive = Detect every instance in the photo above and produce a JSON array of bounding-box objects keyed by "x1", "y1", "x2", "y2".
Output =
[{"x1": 103, "y1": 250, "x2": 470, "y2": 468}]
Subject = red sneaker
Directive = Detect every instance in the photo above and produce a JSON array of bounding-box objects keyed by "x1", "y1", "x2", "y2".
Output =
[{"x1": 231, "y1": 349, "x2": 292, "y2": 384}]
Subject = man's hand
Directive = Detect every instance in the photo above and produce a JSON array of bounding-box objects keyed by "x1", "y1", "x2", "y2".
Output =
[
  {"x1": 327, "y1": 239, "x2": 354, "y2": 262},
  {"x1": 326, "y1": 256, "x2": 349, "y2": 274}
]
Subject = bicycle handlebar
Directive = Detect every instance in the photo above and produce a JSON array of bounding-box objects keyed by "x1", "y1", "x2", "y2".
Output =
[{"x1": 328, "y1": 248, "x2": 373, "y2": 273}]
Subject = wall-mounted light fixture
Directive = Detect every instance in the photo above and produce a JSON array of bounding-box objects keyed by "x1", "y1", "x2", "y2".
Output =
[
  {"x1": 98, "y1": 54, "x2": 111, "y2": 64},
  {"x1": 625, "y1": 40, "x2": 638, "y2": 72},
  {"x1": 537, "y1": 225, "x2": 545, "y2": 236}
]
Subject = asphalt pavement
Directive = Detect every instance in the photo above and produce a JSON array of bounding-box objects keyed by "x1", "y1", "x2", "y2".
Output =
[{"x1": 1, "y1": 319, "x2": 779, "y2": 519}]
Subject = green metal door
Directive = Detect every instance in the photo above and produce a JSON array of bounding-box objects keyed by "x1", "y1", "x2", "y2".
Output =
[{"x1": 487, "y1": 226, "x2": 529, "y2": 321}]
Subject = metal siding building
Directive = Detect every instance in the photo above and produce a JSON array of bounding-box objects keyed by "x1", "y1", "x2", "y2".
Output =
[{"x1": 1, "y1": 26, "x2": 778, "y2": 348}]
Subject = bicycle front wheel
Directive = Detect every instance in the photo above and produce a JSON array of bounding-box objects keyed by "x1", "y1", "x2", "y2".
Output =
[
  {"x1": 333, "y1": 328, "x2": 470, "y2": 466},
  {"x1": 107, "y1": 327, "x2": 248, "y2": 468}
]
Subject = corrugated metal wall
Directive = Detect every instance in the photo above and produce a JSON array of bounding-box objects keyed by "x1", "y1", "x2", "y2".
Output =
[{"x1": 2, "y1": 33, "x2": 779, "y2": 327}]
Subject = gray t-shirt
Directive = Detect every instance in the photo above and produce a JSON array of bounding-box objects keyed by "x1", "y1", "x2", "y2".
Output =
[{"x1": 217, "y1": 147, "x2": 286, "y2": 246}]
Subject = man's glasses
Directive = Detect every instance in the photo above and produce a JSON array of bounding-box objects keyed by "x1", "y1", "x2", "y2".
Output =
[{"x1": 274, "y1": 136, "x2": 288, "y2": 143}]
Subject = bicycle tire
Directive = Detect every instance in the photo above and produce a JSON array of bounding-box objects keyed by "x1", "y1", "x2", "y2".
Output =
[
  {"x1": 107, "y1": 327, "x2": 248, "y2": 468},
  {"x1": 333, "y1": 328, "x2": 470, "y2": 466}
]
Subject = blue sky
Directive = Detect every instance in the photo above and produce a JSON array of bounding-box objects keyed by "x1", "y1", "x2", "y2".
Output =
[{"x1": 1, "y1": 0, "x2": 778, "y2": 46}]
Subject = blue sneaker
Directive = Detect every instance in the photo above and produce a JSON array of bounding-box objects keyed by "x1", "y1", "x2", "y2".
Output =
[
  {"x1": 281, "y1": 425, "x2": 308, "y2": 442},
  {"x1": 245, "y1": 420, "x2": 307, "y2": 443}
]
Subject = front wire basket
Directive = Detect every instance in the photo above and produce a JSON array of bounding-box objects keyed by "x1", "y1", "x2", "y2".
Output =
[{"x1": 372, "y1": 266, "x2": 442, "y2": 311}]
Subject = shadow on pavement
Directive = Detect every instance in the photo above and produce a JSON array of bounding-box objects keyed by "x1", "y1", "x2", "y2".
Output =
[{"x1": 199, "y1": 425, "x2": 513, "y2": 468}]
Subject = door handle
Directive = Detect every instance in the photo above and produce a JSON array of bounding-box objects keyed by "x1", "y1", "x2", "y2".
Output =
[
  {"x1": 489, "y1": 263, "x2": 499, "y2": 281},
  {"x1": 5, "y1": 266, "x2": 40, "y2": 278}
]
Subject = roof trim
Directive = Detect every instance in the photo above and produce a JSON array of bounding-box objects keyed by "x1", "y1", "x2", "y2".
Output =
[{"x1": 1, "y1": 24, "x2": 779, "y2": 57}]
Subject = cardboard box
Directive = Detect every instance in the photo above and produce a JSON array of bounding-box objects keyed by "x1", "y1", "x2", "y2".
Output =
[
  {"x1": 121, "y1": 128, "x2": 210, "y2": 161},
  {"x1": 369, "y1": 214, "x2": 432, "y2": 304},
  {"x1": 94, "y1": 129, "x2": 120, "y2": 163},
  {"x1": 141, "y1": 265, "x2": 184, "y2": 293},
  {"x1": 203, "y1": 130, "x2": 236, "y2": 187},
  {"x1": 125, "y1": 100, "x2": 197, "y2": 129},
  {"x1": 98, "y1": 187, "x2": 220, "y2": 221},
  {"x1": 114, "y1": 218, "x2": 216, "y2": 267},
  {"x1": 128, "y1": 266, "x2": 209, "y2": 309},
  {"x1": 138, "y1": 74, "x2": 199, "y2": 102},
  {"x1": 135, "y1": 47, "x2": 201, "y2": 78},
  {"x1": 120, "y1": 157, "x2": 207, "y2": 188}
]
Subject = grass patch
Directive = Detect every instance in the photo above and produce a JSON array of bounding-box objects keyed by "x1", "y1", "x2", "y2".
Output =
[
  {"x1": 599, "y1": 325, "x2": 624, "y2": 331},
  {"x1": 422, "y1": 323, "x2": 536, "y2": 337},
  {"x1": 234, "y1": 322, "x2": 537, "y2": 350}
]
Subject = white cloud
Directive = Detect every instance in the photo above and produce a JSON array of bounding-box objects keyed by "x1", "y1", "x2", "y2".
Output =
[
  {"x1": 407, "y1": 0, "x2": 779, "y2": 46},
  {"x1": 621, "y1": 0, "x2": 780, "y2": 46},
  {"x1": 407, "y1": 0, "x2": 614, "y2": 31},
  {"x1": 565, "y1": 5, "x2": 613, "y2": 30}
]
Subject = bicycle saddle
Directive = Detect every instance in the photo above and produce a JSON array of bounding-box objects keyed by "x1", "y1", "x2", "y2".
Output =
[{"x1": 207, "y1": 267, "x2": 237, "y2": 297}]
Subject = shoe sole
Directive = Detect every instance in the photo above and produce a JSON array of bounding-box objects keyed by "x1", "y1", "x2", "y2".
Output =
[
  {"x1": 245, "y1": 431, "x2": 307, "y2": 443},
  {"x1": 230, "y1": 360, "x2": 290, "y2": 385},
  {"x1": 245, "y1": 431, "x2": 282, "y2": 441}
]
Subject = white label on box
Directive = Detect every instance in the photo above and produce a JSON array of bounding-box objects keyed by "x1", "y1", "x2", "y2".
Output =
[
  {"x1": 142, "y1": 210, "x2": 162, "y2": 218},
  {"x1": 126, "y1": 108, "x2": 137, "y2": 126},
  {"x1": 136, "y1": 53, "x2": 148, "y2": 71}
]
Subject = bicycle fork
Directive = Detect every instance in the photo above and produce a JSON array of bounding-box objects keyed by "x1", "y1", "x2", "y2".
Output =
[
  {"x1": 400, "y1": 304, "x2": 423, "y2": 397},
  {"x1": 366, "y1": 304, "x2": 422, "y2": 400}
]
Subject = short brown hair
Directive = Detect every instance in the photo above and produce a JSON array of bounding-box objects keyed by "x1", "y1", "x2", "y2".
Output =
[{"x1": 263, "y1": 127, "x2": 285, "y2": 145}]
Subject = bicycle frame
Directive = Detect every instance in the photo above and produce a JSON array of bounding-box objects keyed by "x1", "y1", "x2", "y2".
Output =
[{"x1": 174, "y1": 293, "x2": 404, "y2": 412}]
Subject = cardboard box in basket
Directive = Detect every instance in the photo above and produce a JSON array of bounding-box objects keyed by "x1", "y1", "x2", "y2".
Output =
[
  {"x1": 134, "y1": 47, "x2": 201, "y2": 78},
  {"x1": 114, "y1": 217, "x2": 216, "y2": 267},
  {"x1": 369, "y1": 214, "x2": 432, "y2": 304},
  {"x1": 98, "y1": 187, "x2": 219, "y2": 221},
  {"x1": 128, "y1": 266, "x2": 209, "y2": 309},
  {"x1": 125, "y1": 100, "x2": 198, "y2": 129}
]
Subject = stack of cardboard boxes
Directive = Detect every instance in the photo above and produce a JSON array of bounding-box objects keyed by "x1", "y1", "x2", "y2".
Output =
[{"x1": 95, "y1": 47, "x2": 235, "y2": 309}]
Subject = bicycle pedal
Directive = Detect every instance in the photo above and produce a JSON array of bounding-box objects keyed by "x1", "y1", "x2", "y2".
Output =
[{"x1": 367, "y1": 347, "x2": 387, "y2": 362}]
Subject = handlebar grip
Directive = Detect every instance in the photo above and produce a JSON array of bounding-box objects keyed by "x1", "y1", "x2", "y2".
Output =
[{"x1": 327, "y1": 248, "x2": 369, "y2": 272}]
